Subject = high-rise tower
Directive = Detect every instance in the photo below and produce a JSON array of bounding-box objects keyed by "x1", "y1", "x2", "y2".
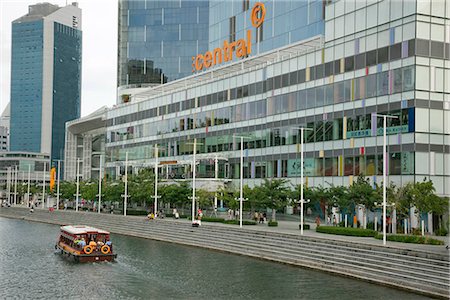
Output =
[{"x1": 10, "y1": 2, "x2": 82, "y2": 163}]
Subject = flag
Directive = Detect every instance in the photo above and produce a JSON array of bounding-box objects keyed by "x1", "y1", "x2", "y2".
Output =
[{"x1": 50, "y1": 167, "x2": 56, "y2": 191}]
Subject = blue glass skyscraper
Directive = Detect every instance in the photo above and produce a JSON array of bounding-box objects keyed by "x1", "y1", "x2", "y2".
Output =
[
  {"x1": 10, "y1": 3, "x2": 82, "y2": 163},
  {"x1": 117, "y1": 0, "x2": 209, "y2": 87}
]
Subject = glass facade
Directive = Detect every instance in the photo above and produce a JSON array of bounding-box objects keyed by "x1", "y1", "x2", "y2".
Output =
[
  {"x1": 52, "y1": 22, "x2": 82, "y2": 161},
  {"x1": 209, "y1": 0, "x2": 324, "y2": 54},
  {"x1": 94, "y1": 0, "x2": 450, "y2": 196},
  {"x1": 117, "y1": 0, "x2": 209, "y2": 87},
  {"x1": 10, "y1": 20, "x2": 44, "y2": 153}
]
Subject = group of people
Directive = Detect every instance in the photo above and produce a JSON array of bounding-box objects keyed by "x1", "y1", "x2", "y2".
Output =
[
  {"x1": 147, "y1": 209, "x2": 166, "y2": 220},
  {"x1": 74, "y1": 236, "x2": 111, "y2": 250},
  {"x1": 253, "y1": 212, "x2": 267, "y2": 224}
]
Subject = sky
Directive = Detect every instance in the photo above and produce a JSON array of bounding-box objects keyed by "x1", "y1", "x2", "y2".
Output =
[{"x1": 0, "y1": 0, "x2": 118, "y2": 117}]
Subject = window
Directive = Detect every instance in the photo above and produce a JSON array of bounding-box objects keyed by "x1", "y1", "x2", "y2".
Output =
[
  {"x1": 377, "y1": 46, "x2": 389, "y2": 64},
  {"x1": 345, "y1": 56, "x2": 354, "y2": 72},
  {"x1": 355, "y1": 53, "x2": 365, "y2": 69},
  {"x1": 430, "y1": 41, "x2": 444, "y2": 58},
  {"x1": 416, "y1": 39, "x2": 429, "y2": 56},
  {"x1": 366, "y1": 50, "x2": 377, "y2": 66},
  {"x1": 389, "y1": 43, "x2": 401, "y2": 61}
]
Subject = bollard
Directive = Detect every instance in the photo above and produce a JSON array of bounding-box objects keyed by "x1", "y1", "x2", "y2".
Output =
[
  {"x1": 404, "y1": 219, "x2": 407, "y2": 234},
  {"x1": 374, "y1": 216, "x2": 377, "y2": 231},
  {"x1": 421, "y1": 220, "x2": 425, "y2": 236},
  {"x1": 344, "y1": 215, "x2": 347, "y2": 227}
]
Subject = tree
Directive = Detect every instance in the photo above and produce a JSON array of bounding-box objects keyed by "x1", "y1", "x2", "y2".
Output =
[
  {"x1": 196, "y1": 189, "x2": 214, "y2": 210},
  {"x1": 258, "y1": 179, "x2": 290, "y2": 221},
  {"x1": 217, "y1": 186, "x2": 238, "y2": 211},
  {"x1": 410, "y1": 179, "x2": 449, "y2": 225},
  {"x1": 128, "y1": 169, "x2": 154, "y2": 207},
  {"x1": 348, "y1": 175, "x2": 379, "y2": 228},
  {"x1": 328, "y1": 185, "x2": 351, "y2": 215},
  {"x1": 80, "y1": 180, "x2": 98, "y2": 201},
  {"x1": 59, "y1": 181, "x2": 76, "y2": 200},
  {"x1": 104, "y1": 181, "x2": 124, "y2": 204},
  {"x1": 160, "y1": 182, "x2": 191, "y2": 212}
]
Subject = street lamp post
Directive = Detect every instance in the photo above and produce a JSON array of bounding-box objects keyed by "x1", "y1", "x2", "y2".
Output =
[
  {"x1": 373, "y1": 113, "x2": 398, "y2": 246},
  {"x1": 97, "y1": 155, "x2": 103, "y2": 214},
  {"x1": 151, "y1": 144, "x2": 161, "y2": 215},
  {"x1": 75, "y1": 158, "x2": 81, "y2": 212},
  {"x1": 42, "y1": 163, "x2": 46, "y2": 209},
  {"x1": 187, "y1": 138, "x2": 202, "y2": 224},
  {"x1": 233, "y1": 135, "x2": 251, "y2": 228},
  {"x1": 14, "y1": 166, "x2": 18, "y2": 206},
  {"x1": 121, "y1": 152, "x2": 129, "y2": 216},
  {"x1": 291, "y1": 127, "x2": 313, "y2": 235},
  {"x1": 6, "y1": 167, "x2": 11, "y2": 205},
  {"x1": 27, "y1": 165, "x2": 31, "y2": 208},
  {"x1": 56, "y1": 160, "x2": 61, "y2": 210}
]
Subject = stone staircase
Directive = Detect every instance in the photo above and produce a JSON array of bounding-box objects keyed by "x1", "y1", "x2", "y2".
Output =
[{"x1": 1, "y1": 207, "x2": 449, "y2": 299}]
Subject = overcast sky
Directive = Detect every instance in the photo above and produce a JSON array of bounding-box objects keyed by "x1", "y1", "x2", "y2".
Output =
[{"x1": 0, "y1": 0, "x2": 118, "y2": 117}]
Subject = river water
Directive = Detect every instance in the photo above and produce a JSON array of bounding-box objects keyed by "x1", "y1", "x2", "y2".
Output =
[{"x1": 0, "y1": 217, "x2": 430, "y2": 299}]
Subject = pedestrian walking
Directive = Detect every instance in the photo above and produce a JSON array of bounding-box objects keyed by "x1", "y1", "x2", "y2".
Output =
[{"x1": 315, "y1": 216, "x2": 321, "y2": 227}]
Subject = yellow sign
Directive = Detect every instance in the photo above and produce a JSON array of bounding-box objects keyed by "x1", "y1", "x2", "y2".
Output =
[{"x1": 192, "y1": 2, "x2": 266, "y2": 72}]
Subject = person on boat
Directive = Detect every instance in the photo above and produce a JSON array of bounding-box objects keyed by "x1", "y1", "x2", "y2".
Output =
[
  {"x1": 79, "y1": 238, "x2": 86, "y2": 248},
  {"x1": 105, "y1": 240, "x2": 112, "y2": 246}
]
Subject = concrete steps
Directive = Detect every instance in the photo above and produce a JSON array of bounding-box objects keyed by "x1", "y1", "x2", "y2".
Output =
[{"x1": 1, "y1": 207, "x2": 448, "y2": 299}]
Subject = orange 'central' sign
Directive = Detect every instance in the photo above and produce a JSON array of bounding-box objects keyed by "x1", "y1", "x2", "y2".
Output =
[{"x1": 192, "y1": 2, "x2": 266, "y2": 72}]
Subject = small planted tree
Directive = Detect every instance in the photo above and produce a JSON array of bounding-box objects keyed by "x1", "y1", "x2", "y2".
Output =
[{"x1": 259, "y1": 179, "x2": 290, "y2": 222}]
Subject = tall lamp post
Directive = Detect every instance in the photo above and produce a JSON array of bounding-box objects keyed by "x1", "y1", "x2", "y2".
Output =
[
  {"x1": 233, "y1": 135, "x2": 251, "y2": 228},
  {"x1": 291, "y1": 127, "x2": 313, "y2": 235},
  {"x1": 75, "y1": 158, "x2": 81, "y2": 212},
  {"x1": 13, "y1": 166, "x2": 18, "y2": 206},
  {"x1": 121, "y1": 152, "x2": 129, "y2": 216},
  {"x1": 56, "y1": 160, "x2": 61, "y2": 210},
  {"x1": 27, "y1": 165, "x2": 31, "y2": 208},
  {"x1": 187, "y1": 138, "x2": 203, "y2": 224},
  {"x1": 373, "y1": 113, "x2": 398, "y2": 246},
  {"x1": 42, "y1": 162, "x2": 46, "y2": 209},
  {"x1": 97, "y1": 155, "x2": 103, "y2": 214},
  {"x1": 151, "y1": 144, "x2": 161, "y2": 215}
]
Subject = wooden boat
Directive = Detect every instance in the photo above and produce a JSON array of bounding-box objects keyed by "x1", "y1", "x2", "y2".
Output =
[{"x1": 55, "y1": 225, "x2": 117, "y2": 262}]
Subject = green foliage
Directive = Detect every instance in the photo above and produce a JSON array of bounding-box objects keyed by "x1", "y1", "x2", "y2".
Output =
[
  {"x1": 434, "y1": 228, "x2": 448, "y2": 236},
  {"x1": 217, "y1": 186, "x2": 238, "y2": 210},
  {"x1": 59, "y1": 181, "x2": 76, "y2": 200},
  {"x1": 223, "y1": 220, "x2": 257, "y2": 225},
  {"x1": 128, "y1": 168, "x2": 154, "y2": 205},
  {"x1": 187, "y1": 216, "x2": 225, "y2": 222},
  {"x1": 160, "y1": 182, "x2": 191, "y2": 207},
  {"x1": 348, "y1": 175, "x2": 380, "y2": 210},
  {"x1": 196, "y1": 189, "x2": 214, "y2": 209},
  {"x1": 268, "y1": 221, "x2": 278, "y2": 227},
  {"x1": 257, "y1": 179, "x2": 290, "y2": 221},
  {"x1": 316, "y1": 226, "x2": 377, "y2": 237},
  {"x1": 80, "y1": 181, "x2": 98, "y2": 201},
  {"x1": 104, "y1": 181, "x2": 124, "y2": 203},
  {"x1": 374, "y1": 234, "x2": 444, "y2": 245}
]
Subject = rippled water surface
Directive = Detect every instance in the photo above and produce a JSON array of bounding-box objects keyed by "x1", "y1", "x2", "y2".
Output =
[{"x1": 0, "y1": 217, "x2": 431, "y2": 299}]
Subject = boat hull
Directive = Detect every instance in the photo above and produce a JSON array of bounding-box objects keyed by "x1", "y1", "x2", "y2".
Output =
[{"x1": 56, "y1": 243, "x2": 117, "y2": 262}]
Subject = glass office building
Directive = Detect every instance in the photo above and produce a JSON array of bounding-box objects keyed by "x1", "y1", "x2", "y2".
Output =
[
  {"x1": 117, "y1": 0, "x2": 209, "y2": 87},
  {"x1": 209, "y1": 0, "x2": 325, "y2": 54},
  {"x1": 10, "y1": 3, "x2": 82, "y2": 163},
  {"x1": 67, "y1": 0, "x2": 449, "y2": 199}
]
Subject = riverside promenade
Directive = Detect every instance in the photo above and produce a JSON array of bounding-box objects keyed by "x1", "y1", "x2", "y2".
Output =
[{"x1": 1, "y1": 206, "x2": 449, "y2": 299}]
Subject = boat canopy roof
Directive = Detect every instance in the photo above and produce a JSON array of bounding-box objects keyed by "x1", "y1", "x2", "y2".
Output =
[{"x1": 60, "y1": 225, "x2": 110, "y2": 235}]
